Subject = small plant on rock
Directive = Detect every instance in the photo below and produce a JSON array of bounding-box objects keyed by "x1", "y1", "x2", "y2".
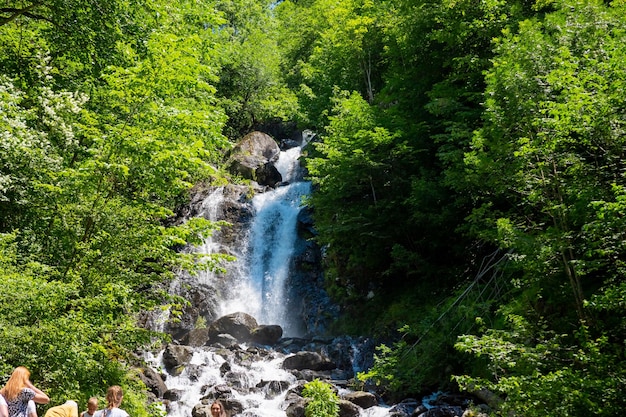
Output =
[{"x1": 302, "y1": 379, "x2": 339, "y2": 417}]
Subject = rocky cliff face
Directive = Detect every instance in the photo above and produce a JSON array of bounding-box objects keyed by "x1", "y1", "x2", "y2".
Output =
[{"x1": 158, "y1": 130, "x2": 337, "y2": 343}]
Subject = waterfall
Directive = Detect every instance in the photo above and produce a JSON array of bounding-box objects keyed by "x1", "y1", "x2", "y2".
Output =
[
  {"x1": 202, "y1": 139, "x2": 312, "y2": 336},
  {"x1": 245, "y1": 150, "x2": 310, "y2": 336},
  {"x1": 143, "y1": 131, "x2": 470, "y2": 417}
]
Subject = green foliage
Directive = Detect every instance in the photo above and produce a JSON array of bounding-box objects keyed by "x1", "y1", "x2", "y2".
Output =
[
  {"x1": 302, "y1": 380, "x2": 339, "y2": 417},
  {"x1": 306, "y1": 90, "x2": 410, "y2": 298},
  {"x1": 455, "y1": 316, "x2": 626, "y2": 416},
  {"x1": 3, "y1": 0, "x2": 626, "y2": 415},
  {"x1": 0, "y1": 0, "x2": 235, "y2": 414},
  {"x1": 275, "y1": 0, "x2": 385, "y2": 129},
  {"x1": 213, "y1": 0, "x2": 300, "y2": 138},
  {"x1": 356, "y1": 272, "x2": 507, "y2": 399},
  {"x1": 453, "y1": 1, "x2": 626, "y2": 415}
]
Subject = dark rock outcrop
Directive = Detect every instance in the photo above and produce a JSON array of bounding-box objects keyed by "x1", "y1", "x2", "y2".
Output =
[
  {"x1": 182, "y1": 328, "x2": 211, "y2": 347},
  {"x1": 341, "y1": 391, "x2": 377, "y2": 409},
  {"x1": 137, "y1": 366, "x2": 168, "y2": 398},
  {"x1": 282, "y1": 351, "x2": 336, "y2": 371},
  {"x1": 250, "y1": 325, "x2": 283, "y2": 346},
  {"x1": 227, "y1": 131, "x2": 282, "y2": 187},
  {"x1": 208, "y1": 312, "x2": 259, "y2": 343},
  {"x1": 338, "y1": 399, "x2": 360, "y2": 417},
  {"x1": 162, "y1": 344, "x2": 193, "y2": 376}
]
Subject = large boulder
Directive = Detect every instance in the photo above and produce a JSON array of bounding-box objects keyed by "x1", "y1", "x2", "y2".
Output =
[
  {"x1": 338, "y1": 400, "x2": 360, "y2": 417},
  {"x1": 191, "y1": 403, "x2": 211, "y2": 417},
  {"x1": 284, "y1": 396, "x2": 307, "y2": 417},
  {"x1": 341, "y1": 391, "x2": 377, "y2": 409},
  {"x1": 208, "y1": 312, "x2": 259, "y2": 343},
  {"x1": 182, "y1": 328, "x2": 211, "y2": 347},
  {"x1": 250, "y1": 325, "x2": 283, "y2": 346},
  {"x1": 227, "y1": 131, "x2": 282, "y2": 186},
  {"x1": 282, "y1": 351, "x2": 336, "y2": 371},
  {"x1": 162, "y1": 344, "x2": 193, "y2": 376},
  {"x1": 256, "y1": 163, "x2": 283, "y2": 188},
  {"x1": 137, "y1": 366, "x2": 168, "y2": 398}
]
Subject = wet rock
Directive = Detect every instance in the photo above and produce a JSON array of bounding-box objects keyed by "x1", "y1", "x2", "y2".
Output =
[
  {"x1": 251, "y1": 325, "x2": 283, "y2": 346},
  {"x1": 256, "y1": 380, "x2": 292, "y2": 399},
  {"x1": 341, "y1": 391, "x2": 377, "y2": 409},
  {"x1": 137, "y1": 366, "x2": 168, "y2": 398},
  {"x1": 224, "y1": 370, "x2": 253, "y2": 389},
  {"x1": 219, "y1": 361, "x2": 231, "y2": 376},
  {"x1": 255, "y1": 163, "x2": 283, "y2": 188},
  {"x1": 162, "y1": 344, "x2": 193, "y2": 376},
  {"x1": 212, "y1": 333, "x2": 239, "y2": 348},
  {"x1": 192, "y1": 403, "x2": 212, "y2": 417},
  {"x1": 288, "y1": 369, "x2": 333, "y2": 382},
  {"x1": 410, "y1": 405, "x2": 428, "y2": 417},
  {"x1": 187, "y1": 364, "x2": 204, "y2": 382},
  {"x1": 282, "y1": 351, "x2": 336, "y2": 371},
  {"x1": 220, "y1": 398, "x2": 245, "y2": 416},
  {"x1": 338, "y1": 399, "x2": 360, "y2": 417},
  {"x1": 208, "y1": 312, "x2": 259, "y2": 343},
  {"x1": 183, "y1": 328, "x2": 211, "y2": 347},
  {"x1": 415, "y1": 406, "x2": 464, "y2": 417},
  {"x1": 201, "y1": 384, "x2": 233, "y2": 401},
  {"x1": 389, "y1": 398, "x2": 420, "y2": 416},
  {"x1": 284, "y1": 397, "x2": 307, "y2": 417},
  {"x1": 163, "y1": 389, "x2": 183, "y2": 401}
]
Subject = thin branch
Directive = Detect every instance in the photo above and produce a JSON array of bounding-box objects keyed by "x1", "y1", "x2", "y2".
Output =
[{"x1": 0, "y1": 3, "x2": 50, "y2": 26}]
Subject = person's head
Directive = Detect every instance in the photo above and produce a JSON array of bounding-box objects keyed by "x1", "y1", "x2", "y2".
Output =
[
  {"x1": 1, "y1": 367, "x2": 31, "y2": 401},
  {"x1": 64, "y1": 401, "x2": 78, "y2": 417},
  {"x1": 105, "y1": 386, "x2": 123, "y2": 409},
  {"x1": 210, "y1": 401, "x2": 225, "y2": 417},
  {"x1": 86, "y1": 397, "x2": 98, "y2": 414}
]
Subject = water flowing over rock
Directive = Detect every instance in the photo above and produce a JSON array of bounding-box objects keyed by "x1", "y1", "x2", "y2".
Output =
[{"x1": 143, "y1": 130, "x2": 489, "y2": 417}]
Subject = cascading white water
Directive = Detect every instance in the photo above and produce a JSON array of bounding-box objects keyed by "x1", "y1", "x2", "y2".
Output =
[
  {"x1": 145, "y1": 347, "x2": 299, "y2": 417},
  {"x1": 245, "y1": 150, "x2": 311, "y2": 336},
  {"x1": 144, "y1": 132, "x2": 343, "y2": 417},
  {"x1": 179, "y1": 138, "x2": 312, "y2": 335}
]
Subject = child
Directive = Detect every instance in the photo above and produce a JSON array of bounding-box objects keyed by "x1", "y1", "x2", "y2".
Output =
[{"x1": 80, "y1": 398, "x2": 98, "y2": 417}]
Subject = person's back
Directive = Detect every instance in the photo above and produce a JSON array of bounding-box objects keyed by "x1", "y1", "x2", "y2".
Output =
[
  {"x1": 26, "y1": 401, "x2": 36, "y2": 417},
  {"x1": 43, "y1": 401, "x2": 78, "y2": 417},
  {"x1": 92, "y1": 387, "x2": 127, "y2": 417},
  {"x1": 0, "y1": 367, "x2": 49, "y2": 417}
]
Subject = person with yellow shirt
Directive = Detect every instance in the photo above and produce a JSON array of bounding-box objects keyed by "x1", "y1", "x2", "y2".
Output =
[{"x1": 43, "y1": 401, "x2": 78, "y2": 417}]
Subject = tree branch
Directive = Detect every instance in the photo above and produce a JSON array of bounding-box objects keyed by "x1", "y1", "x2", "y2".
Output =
[{"x1": 0, "y1": 2, "x2": 50, "y2": 26}]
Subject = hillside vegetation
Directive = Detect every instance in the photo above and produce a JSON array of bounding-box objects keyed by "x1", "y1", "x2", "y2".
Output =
[{"x1": 1, "y1": 1, "x2": 625, "y2": 416}]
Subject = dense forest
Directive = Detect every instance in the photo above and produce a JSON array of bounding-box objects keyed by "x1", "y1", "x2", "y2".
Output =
[{"x1": 1, "y1": 0, "x2": 624, "y2": 416}]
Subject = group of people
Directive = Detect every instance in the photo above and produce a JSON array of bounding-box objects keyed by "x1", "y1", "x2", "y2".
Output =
[
  {"x1": 0, "y1": 366, "x2": 230, "y2": 417},
  {"x1": 0, "y1": 367, "x2": 129, "y2": 417}
]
